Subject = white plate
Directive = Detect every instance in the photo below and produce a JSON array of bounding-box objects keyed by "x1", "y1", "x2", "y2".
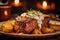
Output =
[{"x1": 0, "y1": 20, "x2": 60, "y2": 38}]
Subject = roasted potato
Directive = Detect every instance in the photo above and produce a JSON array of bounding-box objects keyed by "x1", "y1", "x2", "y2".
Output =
[
  {"x1": 41, "y1": 27, "x2": 54, "y2": 34},
  {"x1": 7, "y1": 20, "x2": 16, "y2": 25},
  {"x1": 1, "y1": 20, "x2": 15, "y2": 33},
  {"x1": 32, "y1": 28, "x2": 42, "y2": 34},
  {"x1": 49, "y1": 21, "x2": 60, "y2": 31},
  {"x1": 50, "y1": 25, "x2": 60, "y2": 31}
]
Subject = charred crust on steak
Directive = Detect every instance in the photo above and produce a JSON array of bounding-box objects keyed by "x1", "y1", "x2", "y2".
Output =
[{"x1": 13, "y1": 17, "x2": 38, "y2": 33}]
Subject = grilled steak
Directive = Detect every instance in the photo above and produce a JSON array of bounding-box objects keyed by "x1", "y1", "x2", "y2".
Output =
[
  {"x1": 25, "y1": 19, "x2": 38, "y2": 33},
  {"x1": 13, "y1": 15, "x2": 50, "y2": 33},
  {"x1": 13, "y1": 17, "x2": 38, "y2": 33}
]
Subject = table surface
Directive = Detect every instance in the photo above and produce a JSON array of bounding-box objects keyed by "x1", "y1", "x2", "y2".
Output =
[{"x1": 0, "y1": 34, "x2": 60, "y2": 40}]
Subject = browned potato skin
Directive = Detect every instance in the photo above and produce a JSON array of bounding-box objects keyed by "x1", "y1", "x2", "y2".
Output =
[
  {"x1": 2, "y1": 25, "x2": 13, "y2": 33},
  {"x1": 2, "y1": 26, "x2": 10, "y2": 33},
  {"x1": 50, "y1": 23, "x2": 60, "y2": 31},
  {"x1": 1, "y1": 20, "x2": 15, "y2": 33},
  {"x1": 41, "y1": 27, "x2": 54, "y2": 34},
  {"x1": 32, "y1": 28, "x2": 42, "y2": 34}
]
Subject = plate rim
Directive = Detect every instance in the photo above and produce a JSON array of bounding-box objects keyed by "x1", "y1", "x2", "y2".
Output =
[{"x1": 0, "y1": 31, "x2": 60, "y2": 36}]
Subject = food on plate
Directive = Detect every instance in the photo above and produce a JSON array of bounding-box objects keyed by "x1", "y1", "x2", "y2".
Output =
[
  {"x1": 41, "y1": 27, "x2": 54, "y2": 34},
  {"x1": 32, "y1": 28, "x2": 42, "y2": 34},
  {"x1": 49, "y1": 20, "x2": 60, "y2": 31},
  {"x1": 50, "y1": 24, "x2": 60, "y2": 31},
  {"x1": 14, "y1": 18, "x2": 38, "y2": 33},
  {"x1": 0, "y1": 10, "x2": 60, "y2": 34},
  {"x1": 1, "y1": 20, "x2": 15, "y2": 32}
]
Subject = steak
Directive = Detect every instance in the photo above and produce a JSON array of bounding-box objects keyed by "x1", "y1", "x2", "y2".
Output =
[
  {"x1": 13, "y1": 17, "x2": 38, "y2": 33},
  {"x1": 25, "y1": 19, "x2": 38, "y2": 33},
  {"x1": 13, "y1": 15, "x2": 50, "y2": 33}
]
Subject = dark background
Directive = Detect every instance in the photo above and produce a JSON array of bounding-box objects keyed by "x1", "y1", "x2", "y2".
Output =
[
  {"x1": 0, "y1": 0, "x2": 60, "y2": 8},
  {"x1": 0, "y1": 0, "x2": 60, "y2": 17},
  {"x1": 0, "y1": 0, "x2": 60, "y2": 12}
]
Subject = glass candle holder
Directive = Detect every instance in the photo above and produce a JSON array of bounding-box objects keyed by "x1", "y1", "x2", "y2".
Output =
[{"x1": 0, "y1": 6, "x2": 11, "y2": 21}]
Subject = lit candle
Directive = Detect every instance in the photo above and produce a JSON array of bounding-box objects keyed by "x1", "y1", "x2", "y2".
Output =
[
  {"x1": 14, "y1": 0, "x2": 19, "y2": 6},
  {"x1": 42, "y1": 1, "x2": 47, "y2": 10},
  {"x1": 36, "y1": 1, "x2": 55, "y2": 10},
  {"x1": 11, "y1": 0, "x2": 22, "y2": 7}
]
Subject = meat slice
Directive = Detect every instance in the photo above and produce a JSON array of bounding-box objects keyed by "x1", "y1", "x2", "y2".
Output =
[
  {"x1": 13, "y1": 21, "x2": 26, "y2": 33},
  {"x1": 24, "y1": 19, "x2": 38, "y2": 33},
  {"x1": 41, "y1": 16, "x2": 50, "y2": 33},
  {"x1": 13, "y1": 17, "x2": 38, "y2": 33},
  {"x1": 42, "y1": 16, "x2": 50, "y2": 27}
]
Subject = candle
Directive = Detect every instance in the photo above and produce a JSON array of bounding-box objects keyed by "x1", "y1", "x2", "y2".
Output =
[
  {"x1": 42, "y1": 1, "x2": 47, "y2": 10},
  {"x1": 14, "y1": 0, "x2": 19, "y2": 6},
  {"x1": 15, "y1": 0, "x2": 19, "y2": 4},
  {"x1": 36, "y1": 1, "x2": 55, "y2": 10},
  {"x1": 11, "y1": 0, "x2": 22, "y2": 7},
  {"x1": 0, "y1": 6, "x2": 11, "y2": 21}
]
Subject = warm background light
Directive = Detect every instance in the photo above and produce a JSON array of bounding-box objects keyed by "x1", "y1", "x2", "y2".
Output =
[
  {"x1": 0, "y1": 6, "x2": 11, "y2": 21},
  {"x1": 4, "y1": 10, "x2": 8, "y2": 16},
  {"x1": 11, "y1": 0, "x2": 22, "y2": 7},
  {"x1": 36, "y1": 1, "x2": 55, "y2": 10},
  {"x1": 15, "y1": 0, "x2": 19, "y2": 4},
  {"x1": 42, "y1": 1, "x2": 47, "y2": 9}
]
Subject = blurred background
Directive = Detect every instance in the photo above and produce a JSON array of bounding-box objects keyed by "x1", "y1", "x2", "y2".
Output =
[
  {"x1": 0, "y1": 0, "x2": 60, "y2": 21},
  {"x1": 0, "y1": 0, "x2": 60, "y2": 13}
]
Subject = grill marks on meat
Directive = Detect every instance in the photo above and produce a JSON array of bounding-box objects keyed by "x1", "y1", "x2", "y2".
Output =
[
  {"x1": 13, "y1": 18, "x2": 38, "y2": 33},
  {"x1": 13, "y1": 21, "x2": 26, "y2": 33},
  {"x1": 13, "y1": 16, "x2": 50, "y2": 33},
  {"x1": 25, "y1": 19, "x2": 38, "y2": 33},
  {"x1": 41, "y1": 16, "x2": 50, "y2": 33},
  {"x1": 42, "y1": 16, "x2": 50, "y2": 28}
]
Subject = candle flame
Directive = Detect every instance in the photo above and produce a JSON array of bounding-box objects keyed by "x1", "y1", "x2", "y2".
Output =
[
  {"x1": 15, "y1": 0, "x2": 19, "y2": 4},
  {"x1": 4, "y1": 10, "x2": 8, "y2": 16},
  {"x1": 42, "y1": 1, "x2": 47, "y2": 8}
]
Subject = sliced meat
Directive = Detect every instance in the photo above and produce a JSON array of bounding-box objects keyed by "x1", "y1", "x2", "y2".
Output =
[
  {"x1": 41, "y1": 16, "x2": 50, "y2": 33},
  {"x1": 13, "y1": 18, "x2": 38, "y2": 33},
  {"x1": 42, "y1": 16, "x2": 50, "y2": 27},
  {"x1": 24, "y1": 19, "x2": 38, "y2": 33},
  {"x1": 13, "y1": 21, "x2": 26, "y2": 33}
]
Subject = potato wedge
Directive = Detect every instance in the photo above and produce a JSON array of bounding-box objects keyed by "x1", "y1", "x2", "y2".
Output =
[
  {"x1": 41, "y1": 27, "x2": 54, "y2": 34},
  {"x1": 50, "y1": 25, "x2": 60, "y2": 31},
  {"x1": 1, "y1": 20, "x2": 15, "y2": 33},
  {"x1": 32, "y1": 28, "x2": 42, "y2": 34}
]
